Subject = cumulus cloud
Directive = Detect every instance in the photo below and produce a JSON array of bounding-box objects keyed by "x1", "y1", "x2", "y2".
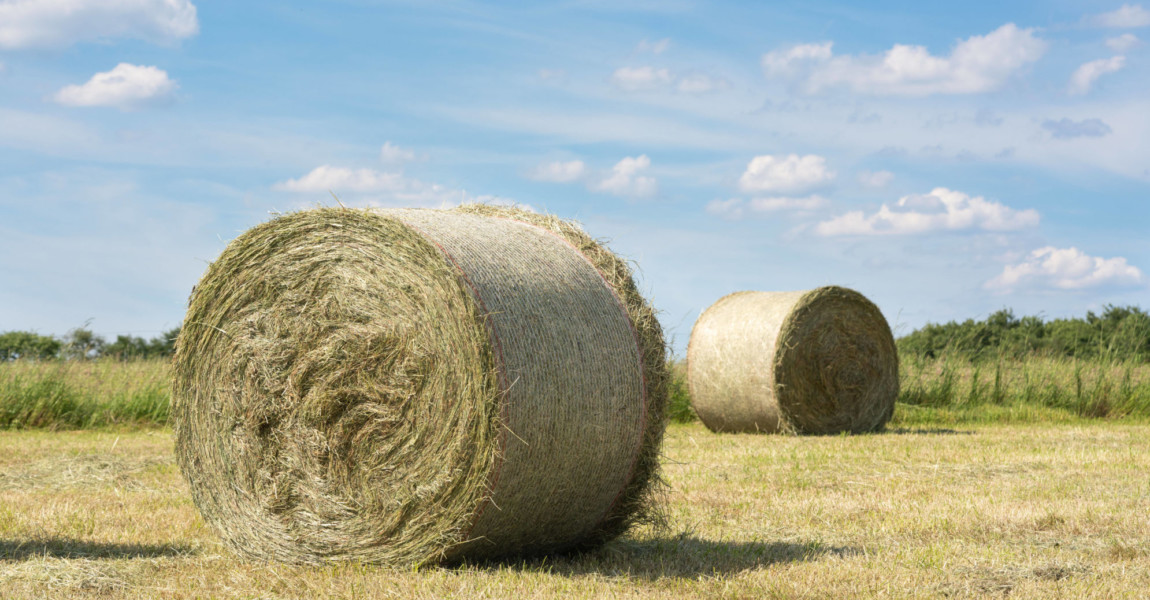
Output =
[
  {"x1": 52, "y1": 63, "x2": 176, "y2": 110},
  {"x1": 637, "y1": 38, "x2": 670, "y2": 54},
  {"x1": 528, "y1": 159, "x2": 587, "y2": 183},
  {"x1": 0, "y1": 0, "x2": 198, "y2": 49},
  {"x1": 858, "y1": 170, "x2": 894, "y2": 188},
  {"x1": 610, "y1": 66, "x2": 728, "y2": 94},
  {"x1": 593, "y1": 155, "x2": 657, "y2": 198},
  {"x1": 1068, "y1": 55, "x2": 1125, "y2": 95},
  {"x1": 766, "y1": 24, "x2": 1046, "y2": 96},
  {"x1": 1041, "y1": 118, "x2": 1112, "y2": 139},
  {"x1": 986, "y1": 246, "x2": 1144, "y2": 291},
  {"x1": 1107, "y1": 33, "x2": 1140, "y2": 51},
  {"x1": 379, "y1": 141, "x2": 416, "y2": 163},
  {"x1": 1092, "y1": 4, "x2": 1150, "y2": 28},
  {"x1": 274, "y1": 165, "x2": 472, "y2": 207},
  {"x1": 815, "y1": 187, "x2": 1039, "y2": 236},
  {"x1": 739, "y1": 154, "x2": 835, "y2": 194}
]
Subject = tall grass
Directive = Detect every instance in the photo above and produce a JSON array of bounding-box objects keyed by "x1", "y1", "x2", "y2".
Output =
[
  {"x1": 0, "y1": 360, "x2": 169, "y2": 429},
  {"x1": 894, "y1": 354, "x2": 1150, "y2": 426},
  {"x1": 4, "y1": 356, "x2": 1149, "y2": 430},
  {"x1": 666, "y1": 356, "x2": 1150, "y2": 427}
]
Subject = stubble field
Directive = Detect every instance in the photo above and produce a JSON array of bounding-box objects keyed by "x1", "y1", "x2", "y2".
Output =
[{"x1": 2, "y1": 421, "x2": 1148, "y2": 599}]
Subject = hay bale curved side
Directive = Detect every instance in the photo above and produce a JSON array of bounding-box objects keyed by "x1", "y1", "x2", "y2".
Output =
[
  {"x1": 687, "y1": 286, "x2": 898, "y2": 434},
  {"x1": 452, "y1": 203, "x2": 669, "y2": 548},
  {"x1": 172, "y1": 206, "x2": 666, "y2": 565}
]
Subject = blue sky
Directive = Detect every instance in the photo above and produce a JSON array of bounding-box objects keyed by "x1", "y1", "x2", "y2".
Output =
[{"x1": 0, "y1": 0, "x2": 1147, "y2": 354}]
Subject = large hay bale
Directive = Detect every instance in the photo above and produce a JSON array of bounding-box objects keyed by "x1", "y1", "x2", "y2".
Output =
[
  {"x1": 686, "y1": 286, "x2": 897, "y2": 434},
  {"x1": 172, "y1": 205, "x2": 667, "y2": 565}
]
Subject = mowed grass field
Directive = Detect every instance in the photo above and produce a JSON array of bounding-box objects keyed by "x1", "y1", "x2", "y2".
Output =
[{"x1": 2, "y1": 422, "x2": 1148, "y2": 599}]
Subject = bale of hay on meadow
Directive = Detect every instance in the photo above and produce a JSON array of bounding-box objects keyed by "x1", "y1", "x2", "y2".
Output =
[
  {"x1": 172, "y1": 205, "x2": 668, "y2": 566},
  {"x1": 687, "y1": 287, "x2": 897, "y2": 435}
]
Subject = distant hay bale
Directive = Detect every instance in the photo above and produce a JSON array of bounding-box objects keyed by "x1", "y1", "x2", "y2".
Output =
[
  {"x1": 172, "y1": 205, "x2": 667, "y2": 566},
  {"x1": 687, "y1": 286, "x2": 897, "y2": 434}
]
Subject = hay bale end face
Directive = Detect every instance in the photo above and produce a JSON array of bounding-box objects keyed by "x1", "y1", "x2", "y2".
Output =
[
  {"x1": 172, "y1": 206, "x2": 667, "y2": 565},
  {"x1": 687, "y1": 286, "x2": 898, "y2": 434}
]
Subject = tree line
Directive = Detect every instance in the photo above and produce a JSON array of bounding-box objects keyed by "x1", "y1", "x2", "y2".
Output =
[
  {"x1": 897, "y1": 305, "x2": 1150, "y2": 363},
  {"x1": 0, "y1": 327, "x2": 180, "y2": 361}
]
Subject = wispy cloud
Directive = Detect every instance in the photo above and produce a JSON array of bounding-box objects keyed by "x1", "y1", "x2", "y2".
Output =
[
  {"x1": 1090, "y1": 4, "x2": 1150, "y2": 28},
  {"x1": 0, "y1": 0, "x2": 198, "y2": 49},
  {"x1": 1041, "y1": 118, "x2": 1112, "y2": 139},
  {"x1": 986, "y1": 246, "x2": 1144, "y2": 290},
  {"x1": 52, "y1": 64, "x2": 176, "y2": 110},
  {"x1": 816, "y1": 188, "x2": 1039, "y2": 236},
  {"x1": 611, "y1": 66, "x2": 728, "y2": 94},
  {"x1": 528, "y1": 159, "x2": 587, "y2": 183},
  {"x1": 637, "y1": 37, "x2": 670, "y2": 54},
  {"x1": 857, "y1": 169, "x2": 894, "y2": 188},
  {"x1": 1106, "y1": 33, "x2": 1140, "y2": 52},
  {"x1": 1068, "y1": 56, "x2": 1125, "y2": 95},
  {"x1": 611, "y1": 66, "x2": 673, "y2": 91},
  {"x1": 379, "y1": 141, "x2": 416, "y2": 163},
  {"x1": 765, "y1": 24, "x2": 1046, "y2": 96},
  {"x1": 273, "y1": 165, "x2": 474, "y2": 207}
]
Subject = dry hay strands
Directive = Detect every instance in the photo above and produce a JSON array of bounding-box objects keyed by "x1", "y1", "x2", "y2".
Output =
[
  {"x1": 687, "y1": 286, "x2": 898, "y2": 435},
  {"x1": 172, "y1": 205, "x2": 668, "y2": 566}
]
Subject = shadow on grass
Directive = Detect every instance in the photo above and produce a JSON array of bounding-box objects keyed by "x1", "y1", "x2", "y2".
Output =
[
  {"x1": 884, "y1": 427, "x2": 976, "y2": 435},
  {"x1": 462, "y1": 534, "x2": 858, "y2": 579},
  {"x1": 0, "y1": 538, "x2": 194, "y2": 561}
]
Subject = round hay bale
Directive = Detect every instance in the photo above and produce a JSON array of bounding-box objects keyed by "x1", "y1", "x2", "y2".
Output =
[
  {"x1": 686, "y1": 286, "x2": 897, "y2": 434},
  {"x1": 172, "y1": 205, "x2": 667, "y2": 565}
]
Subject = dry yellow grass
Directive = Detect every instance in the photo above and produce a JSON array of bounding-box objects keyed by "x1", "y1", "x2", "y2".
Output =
[{"x1": 1, "y1": 423, "x2": 1148, "y2": 598}]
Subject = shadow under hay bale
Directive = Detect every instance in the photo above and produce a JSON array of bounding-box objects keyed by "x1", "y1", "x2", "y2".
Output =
[
  {"x1": 687, "y1": 286, "x2": 898, "y2": 435},
  {"x1": 173, "y1": 205, "x2": 668, "y2": 566}
]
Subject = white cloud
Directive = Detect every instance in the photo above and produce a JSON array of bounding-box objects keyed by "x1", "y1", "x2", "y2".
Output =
[
  {"x1": 761, "y1": 42, "x2": 833, "y2": 76},
  {"x1": 538, "y1": 68, "x2": 567, "y2": 81},
  {"x1": 1068, "y1": 55, "x2": 1125, "y2": 95},
  {"x1": 858, "y1": 169, "x2": 894, "y2": 188},
  {"x1": 637, "y1": 38, "x2": 670, "y2": 54},
  {"x1": 593, "y1": 155, "x2": 657, "y2": 198},
  {"x1": 0, "y1": 0, "x2": 198, "y2": 49},
  {"x1": 1107, "y1": 33, "x2": 1140, "y2": 51},
  {"x1": 52, "y1": 63, "x2": 176, "y2": 110},
  {"x1": 815, "y1": 187, "x2": 1039, "y2": 236},
  {"x1": 739, "y1": 154, "x2": 835, "y2": 194},
  {"x1": 379, "y1": 141, "x2": 416, "y2": 163},
  {"x1": 769, "y1": 24, "x2": 1046, "y2": 96},
  {"x1": 274, "y1": 165, "x2": 473, "y2": 207},
  {"x1": 529, "y1": 159, "x2": 587, "y2": 183},
  {"x1": 611, "y1": 66, "x2": 674, "y2": 91},
  {"x1": 986, "y1": 246, "x2": 1144, "y2": 290},
  {"x1": 1092, "y1": 4, "x2": 1150, "y2": 28}
]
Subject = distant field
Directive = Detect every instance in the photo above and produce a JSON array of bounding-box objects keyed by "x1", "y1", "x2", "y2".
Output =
[
  {"x1": 3, "y1": 357, "x2": 1150, "y2": 430},
  {"x1": 0, "y1": 423, "x2": 1147, "y2": 599}
]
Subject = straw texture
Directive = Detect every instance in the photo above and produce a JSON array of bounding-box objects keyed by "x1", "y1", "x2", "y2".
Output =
[
  {"x1": 172, "y1": 206, "x2": 667, "y2": 566},
  {"x1": 687, "y1": 286, "x2": 898, "y2": 434}
]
